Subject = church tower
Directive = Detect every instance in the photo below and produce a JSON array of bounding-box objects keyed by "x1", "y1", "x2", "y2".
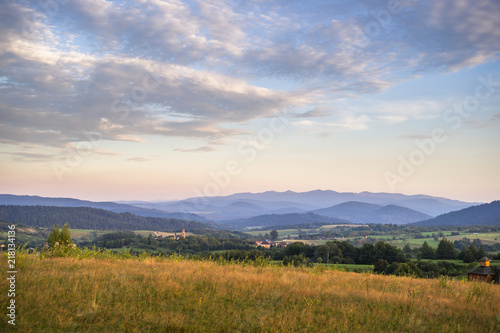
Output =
[{"x1": 181, "y1": 226, "x2": 186, "y2": 239}]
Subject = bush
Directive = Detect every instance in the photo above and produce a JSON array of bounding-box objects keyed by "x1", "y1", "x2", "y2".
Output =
[
  {"x1": 283, "y1": 255, "x2": 311, "y2": 267},
  {"x1": 46, "y1": 223, "x2": 76, "y2": 257},
  {"x1": 374, "y1": 259, "x2": 389, "y2": 274}
]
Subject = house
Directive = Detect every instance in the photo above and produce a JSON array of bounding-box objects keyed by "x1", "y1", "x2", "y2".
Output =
[
  {"x1": 255, "y1": 240, "x2": 274, "y2": 249},
  {"x1": 467, "y1": 257, "x2": 500, "y2": 283}
]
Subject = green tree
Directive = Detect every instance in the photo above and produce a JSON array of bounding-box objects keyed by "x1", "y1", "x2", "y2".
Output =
[
  {"x1": 436, "y1": 239, "x2": 457, "y2": 259},
  {"x1": 270, "y1": 230, "x2": 279, "y2": 241},
  {"x1": 393, "y1": 262, "x2": 423, "y2": 278},
  {"x1": 47, "y1": 223, "x2": 74, "y2": 256},
  {"x1": 403, "y1": 244, "x2": 413, "y2": 259},
  {"x1": 417, "y1": 241, "x2": 436, "y2": 259},
  {"x1": 476, "y1": 246, "x2": 486, "y2": 260},
  {"x1": 462, "y1": 244, "x2": 477, "y2": 263},
  {"x1": 374, "y1": 259, "x2": 389, "y2": 274},
  {"x1": 48, "y1": 223, "x2": 73, "y2": 248},
  {"x1": 147, "y1": 233, "x2": 158, "y2": 247},
  {"x1": 315, "y1": 245, "x2": 330, "y2": 263}
]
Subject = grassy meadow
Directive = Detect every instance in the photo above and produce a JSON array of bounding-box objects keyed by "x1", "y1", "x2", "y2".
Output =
[{"x1": 2, "y1": 253, "x2": 500, "y2": 332}]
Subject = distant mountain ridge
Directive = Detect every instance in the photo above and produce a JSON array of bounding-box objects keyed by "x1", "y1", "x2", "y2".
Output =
[
  {"x1": 313, "y1": 201, "x2": 432, "y2": 224},
  {"x1": 130, "y1": 190, "x2": 477, "y2": 222},
  {"x1": 0, "y1": 194, "x2": 207, "y2": 222},
  {"x1": 412, "y1": 201, "x2": 500, "y2": 226},
  {"x1": 0, "y1": 191, "x2": 481, "y2": 227}
]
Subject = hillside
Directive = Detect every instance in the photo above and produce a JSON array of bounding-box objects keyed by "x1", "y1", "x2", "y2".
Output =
[
  {"x1": 0, "y1": 205, "x2": 208, "y2": 231},
  {"x1": 412, "y1": 201, "x2": 500, "y2": 226},
  {"x1": 4, "y1": 254, "x2": 499, "y2": 332},
  {"x1": 0, "y1": 194, "x2": 207, "y2": 222},
  {"x1": 220, "y1": 212, "x2": 349, "y2": 229},
  {"x1": 313, "y1": 201, "x2": 432, "y2": 224}
]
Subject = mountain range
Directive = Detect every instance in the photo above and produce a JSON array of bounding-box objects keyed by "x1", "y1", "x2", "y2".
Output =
[
  {"x1": 120, "y1": 190, "x2": 477, "y2": 221},
  {"x1": 0, "y1": 191, "x2": 488, "y2": 228}
]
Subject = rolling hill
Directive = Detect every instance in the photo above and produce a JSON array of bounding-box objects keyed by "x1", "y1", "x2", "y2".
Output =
[
  {"x1": 0, "y1": 205, "x2": 209, "y2": 231},
  {"x1": 412, "y1": 200, "x2": 500, "y2": 226},
  {"x1": 0, "y1": 194, "x2": 207, "y2": 222},
  {"x1": 313, "y1": 201, "x2": 432, "y2": 224},
  {"x1": 220, "y1": 212, "x2": 349, "y2": 229}
]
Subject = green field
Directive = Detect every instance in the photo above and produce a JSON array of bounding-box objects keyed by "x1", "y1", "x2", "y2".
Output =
[
  {"x1": 57, "y1": 229, "x2": 194, "y2": 241},
  {"x1": 383, "y1": 232, "x2": 500, "y2": 249},
  {"x1": 245, "y1": 224, "x2": 365, "y2": 238},
  {"x1": 254, "y1": 230, "x2": 500, "y2": 249}
]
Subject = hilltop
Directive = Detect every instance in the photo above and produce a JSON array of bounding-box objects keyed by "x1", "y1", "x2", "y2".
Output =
[
  {"x1": 313, "y1": 201, "x2": 432, "y2": 224},
  {"x1": 413, "y1": 201, "x2": 500, "y2": 227}
]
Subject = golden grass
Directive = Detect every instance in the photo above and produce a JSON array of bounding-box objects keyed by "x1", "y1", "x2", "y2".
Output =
[{"x1": 2, "y1": 254, "x2": 500, "y2": 332}]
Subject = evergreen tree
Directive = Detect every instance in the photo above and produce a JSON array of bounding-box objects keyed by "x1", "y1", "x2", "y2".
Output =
[
  {"x1": 462, "y1": 245, "x2": 476, "y2": 263},
  {"x1": 436, "y1": 239, "x2": 457, "y2": 259},
  {"x1": 417, "y1": 241, "x2": 436, "y2": 259},
  {"x1": 476, "y1": 246, "x2": 486, "y2": 260}
]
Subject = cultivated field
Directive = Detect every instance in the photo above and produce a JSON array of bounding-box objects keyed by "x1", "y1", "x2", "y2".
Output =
[{"x1": 2, "y1": 254, "x2": 499, "y2": 332}]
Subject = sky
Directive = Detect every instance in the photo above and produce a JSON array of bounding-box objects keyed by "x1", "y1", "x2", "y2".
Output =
[{"x1": 0, "y1": 0, "x2": 499, "y2": 203}]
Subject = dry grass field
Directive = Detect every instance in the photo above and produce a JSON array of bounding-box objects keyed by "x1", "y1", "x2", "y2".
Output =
[{"x1": 1, "y1": 253, "x2": 500, "y2": 332}]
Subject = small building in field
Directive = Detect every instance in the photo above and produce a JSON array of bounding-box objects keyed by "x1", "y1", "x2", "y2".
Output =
[
  {"x1": 255, "y1": 240, "x2": 274, "y2": 249},
  {"x1": 467, "y1": 257, "x2": 500, "y2": 283}
]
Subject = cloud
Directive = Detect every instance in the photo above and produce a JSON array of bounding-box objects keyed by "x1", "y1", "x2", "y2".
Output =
[
  {"x1": 367, "y1": 99, "x2": 444, "y2": 123},
  {"x1": 1, "y1": 0, "x2": 499, "y2": 159},
  {"x1": 398, "y1": 134, "x2": 434, "y2": 140},
  {"x1": 295, "y1": 115, "x2": 370, "y2": 136},
  {"x1": 0, "y1": 29, "x2": 304, "y2": 148},
  {"x1": 174, "y1": 146, "x2": 217, "y2": 153},
  {"x1": 463, "y1": 113, "x2": 500, "y2": 129},
  {"x1": 0, "y1": 150, "x2": 55, "y2": 162},
  {"x1": 294, "y1": 108, "x2": 332, "y2": 118},
  {"x1": 126, "y1": 157, "x2": 153, "y2": 163},
  {"x1": 93, "y1": 149, "x2": 121, "y2": 156}
]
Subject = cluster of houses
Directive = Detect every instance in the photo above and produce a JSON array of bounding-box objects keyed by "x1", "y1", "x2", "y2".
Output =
[{"x1": 254, "y1": 240, "x2": 292, "y2": 248}]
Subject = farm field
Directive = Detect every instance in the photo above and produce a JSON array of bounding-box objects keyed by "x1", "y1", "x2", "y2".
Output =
[
  {"x1": 48, "y1": 229, "x2": 194, "y2": 242},
  {"x1": 2, "y1": 253, "x2": 499, "y2": 332},
  {"x1": 245, "y1": 224, "x2": 365, "y2": 238},
  {"x1": 382, "y1": 232, "x2": 500, "y2": 249},
  {"x1": 252, "y1": 228, "x2": 500, "y2": 250}
]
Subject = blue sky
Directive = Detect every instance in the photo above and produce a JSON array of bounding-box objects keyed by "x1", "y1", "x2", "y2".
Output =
[{"x1": 0, "y1": 0, "x2": 499, "y2": 202}]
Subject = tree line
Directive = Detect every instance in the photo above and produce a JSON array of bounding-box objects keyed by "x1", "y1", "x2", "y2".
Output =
[{"x1": 80, "y1": 231, "x2": 253, "y2": 255}]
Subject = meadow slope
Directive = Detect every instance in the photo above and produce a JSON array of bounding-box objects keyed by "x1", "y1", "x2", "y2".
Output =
[{"x1": 2, "y1": 255, "x2": 500, "y2": 332}]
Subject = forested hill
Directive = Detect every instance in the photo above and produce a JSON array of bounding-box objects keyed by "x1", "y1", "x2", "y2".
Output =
[
  {"x1": 412, "y1": 201, "x2": 500, "y2": 226},
  {"x1": 0, "y1": 194, "x2": 207, "y2": 222},
  {"x1": 0, "y1": 205, "x2": 209, "y2": 231}
]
